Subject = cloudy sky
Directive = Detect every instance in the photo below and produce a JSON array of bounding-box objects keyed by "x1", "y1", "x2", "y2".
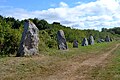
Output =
[{"x1": 0, "y1": 0, "x2": 120, "y2": 30}]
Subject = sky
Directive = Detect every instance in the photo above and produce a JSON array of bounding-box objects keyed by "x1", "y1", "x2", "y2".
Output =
[{"x1": 0, "y1": 0, "x2": 120, "y2": 30}]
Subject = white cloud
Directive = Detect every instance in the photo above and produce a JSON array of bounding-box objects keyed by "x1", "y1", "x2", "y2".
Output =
[
  {"x1": 59, "y1": 2, "x2": 68, "y2": 7},
  {"x1": 0, "y1": 0, "x2": 120, "y2": 30},
  {"x1": 98, "y1": 0, "x2": 119, "y2": 10}
]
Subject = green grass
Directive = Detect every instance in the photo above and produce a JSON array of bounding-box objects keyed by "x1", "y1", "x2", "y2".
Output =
[
  {"x1": 69, "y1": 41, "x2": 120, "y2": 80},
  {"x1": 0, "y1": 41, "x2": 119, "y2": 80},
  {"x1": 92, "y1": 44, "x2": 120, "y2": 80},
  {"x1": 41, "y1": 41, "x2": 118, "y2": 59},
  {"x1": 77, "y1": 41, "x2": 120, "y2": 80}
]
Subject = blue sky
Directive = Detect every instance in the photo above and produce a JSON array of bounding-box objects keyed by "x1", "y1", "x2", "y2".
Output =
[
  {"x1": 0, "y1": 0, "x2": 96, "y2": 10},
  {"x1": 0, "y1": 0, "x2": 120, "y2": 30}
]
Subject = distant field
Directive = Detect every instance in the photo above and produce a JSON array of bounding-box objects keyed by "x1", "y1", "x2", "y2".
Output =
[{"x1": 0, "y1": 41, "x2": 120, "y2": 80}]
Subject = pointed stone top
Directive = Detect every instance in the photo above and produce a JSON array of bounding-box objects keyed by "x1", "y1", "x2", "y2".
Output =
[
  {"x1": 58, "y1": 30, "x2": 65, "y2": 38},
  {"x1": 24, "y1": 20, "x2": 39, "y2": 30},
  {"x1": 24, "y1": 20, "x2": 34, "y2": 24}
]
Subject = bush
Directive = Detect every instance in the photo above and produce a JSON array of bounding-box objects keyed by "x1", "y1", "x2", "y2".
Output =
[{"x1": 0, "y1": 25, "x2": 21, "y2": 56}]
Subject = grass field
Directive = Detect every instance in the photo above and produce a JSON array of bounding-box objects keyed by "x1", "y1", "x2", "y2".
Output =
[
  {"x1": 0, "y1": 41, "x2": 120, "y2": 80},
  {"x1": 94, "y1": 43, "x2": 120, "y2": 80}
]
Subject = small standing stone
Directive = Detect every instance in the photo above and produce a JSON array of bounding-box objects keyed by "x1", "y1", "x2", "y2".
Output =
[
  {"x1": 16, "y1": 20, "x2": 39, "y2": 57},
  {"x1": 105, "y1": 35, "x2": 111, "y2": 42},
  {"x1": 88, "y1": 35, "x2": 94, "y2": 45},
  {"x1": 57, "y1": 30, "x2": 67, "y2": 50},
  {"x1": 81, "y1": 38, "x2": 88, "y2": 46},
  {"x1": 73, "y1": 40, "x2": 78, "y2": 48}
]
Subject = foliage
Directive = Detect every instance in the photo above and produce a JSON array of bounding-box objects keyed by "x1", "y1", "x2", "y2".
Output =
[
  {"x1": 0, "y1": 15, "x2": 120, "y2": 56},
  {"x1": 102, "y1": 27, "x2": 120, "y2": 35},
  {"x1": 0, "y1": 17, "x2": 22, "y2": 56}
]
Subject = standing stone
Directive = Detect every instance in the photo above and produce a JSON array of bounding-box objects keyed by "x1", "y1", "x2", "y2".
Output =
[
  {"x1": 73, "y1": 40, "x2": 78, "y2": 48},
  {"x1": 16, "y1": 20, "x2": 39, "y2": 57},
  {"x1": 88, "y1": 35, "x2": 94, "y2": 45},
  {"x1": 57, "y1": 30, "x2": 67, "y2": 50},
  {"x1": 105, "y1": 35, "x2": 110, "y2": 42},
  {"x1": 81, "y1": 38, "x2": 88, "y2": 46}
]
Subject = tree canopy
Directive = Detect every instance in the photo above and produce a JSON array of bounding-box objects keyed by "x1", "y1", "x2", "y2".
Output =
[{"x1": 0, "y1": 15, "x2": 120, "y2": 56}]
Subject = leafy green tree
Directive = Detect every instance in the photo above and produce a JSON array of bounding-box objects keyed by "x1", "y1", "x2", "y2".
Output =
[{"x1": 0, "y1": 15, "x2": 119, "y2": 56}]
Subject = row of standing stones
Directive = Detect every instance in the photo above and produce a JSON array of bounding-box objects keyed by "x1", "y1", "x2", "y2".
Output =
[
  {"x1": 16, "y1": 20, "x2": 112, "y2": 57},
  {"x1": 74, "y1": 35, "x2": 112, "y2": 48}
]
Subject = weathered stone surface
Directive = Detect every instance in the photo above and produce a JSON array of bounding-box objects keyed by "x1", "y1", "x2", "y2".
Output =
[
  {"x1": 88, "y1": 35, "x2": 94, "y2": 45},
  {"x1": 81, "y1": 38, "x2": 88, "y2": 46},
  {"x1": 57, "y1": 30, "x2": 67, "y2": 50},
  {"x1": 105, "y1": 35, "x2": 110, "y2": 42},
  {"x1": 100, "y1": 39, "x2": 105, "y2": 42},
  {"x1": 73, "y1": 40, "x2": 78, "y2": 48},
  {"x1": 97, "y1": 39, "x2": 105, "y2": 43},
  {"x1": 17, "y1": 20, "x2": 39, "y2": 57}
]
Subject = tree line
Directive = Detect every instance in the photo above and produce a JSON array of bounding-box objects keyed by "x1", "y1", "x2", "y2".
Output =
[{"x1": 0, "y1": 15, "x2": 120, "y2": 56}]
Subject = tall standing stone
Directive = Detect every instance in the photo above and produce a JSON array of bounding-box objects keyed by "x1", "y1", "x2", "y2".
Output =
[
  {"x1": 73, "y1": 40, "x2": 78, "y2": 48},
  {"x1": 81, "y1": 38, "x2": 88, "y2": 46},
  {"x1": 16, "y1": 20, "x2": 39, "y2": 57},
  {"x1": 88, "y1": 35, "x2": 94, "y2": 45},
  {"x1": 105, "y1": 35, "x2": 110, "y2": 42},
  {"x1": 57, "y1": 30, "x2": 67, "y2": 50}
]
